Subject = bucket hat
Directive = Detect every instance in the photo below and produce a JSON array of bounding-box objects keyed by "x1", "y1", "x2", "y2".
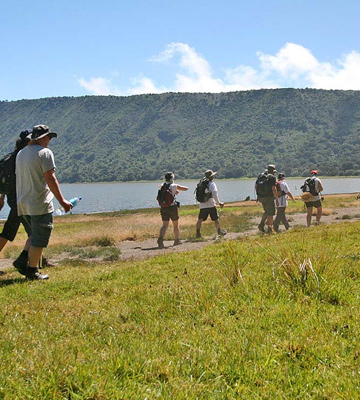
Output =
[{"x1": 31, "y1": 125, "x2": 58, "y2": 140}]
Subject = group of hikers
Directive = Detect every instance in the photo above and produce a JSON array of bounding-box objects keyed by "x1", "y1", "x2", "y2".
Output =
[
  {"x1": 0, "y1": 126, "x2": 72, "y2": 280},
  {"x1": 0, "y1": 126, "x2": 325, "y2": 279},
  {"x1": 156, "y1": 164, "x2": 324, "y2": 247}
]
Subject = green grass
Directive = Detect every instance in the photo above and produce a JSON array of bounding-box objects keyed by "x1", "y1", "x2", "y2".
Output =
[{"x1": 1, "y1": 213, "x2": 360, "y2": 398}]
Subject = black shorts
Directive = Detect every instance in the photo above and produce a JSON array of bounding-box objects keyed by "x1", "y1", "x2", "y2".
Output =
[
  {"x1": 0, "y1": 207, "x2": 32, "y2": 242},
  {"x1": 198, "y1": 207, "x2": 219, "y2": 222},
  {"x1": 305, "y1": 200, "x2": 322, "y2": 208},
  {"x1": 160, "y1": 205, "x2": 179, "y2": 221}
]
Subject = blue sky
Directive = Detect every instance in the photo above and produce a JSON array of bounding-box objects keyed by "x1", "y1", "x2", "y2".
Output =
[{"x1": 1, "y1": 0, "x2": 360, "y2": 101}]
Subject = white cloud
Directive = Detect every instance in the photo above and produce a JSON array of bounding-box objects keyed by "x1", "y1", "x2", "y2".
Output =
[
  {"x1": 78, "y1": 42, "x2": 360, "y2": 96},
  {"x1": 77, "y1": 77, "x2": 113, "y2": 95}
]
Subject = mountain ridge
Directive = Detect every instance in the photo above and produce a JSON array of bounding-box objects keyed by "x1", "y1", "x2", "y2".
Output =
[{"x1": 0, "y1": 88, "x2": 359, "y2": 182}]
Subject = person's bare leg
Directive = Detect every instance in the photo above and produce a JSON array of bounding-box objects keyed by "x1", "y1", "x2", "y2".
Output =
[
  {"x1": 159, "y1": 221, "x2": 169, "y2": 238},
  {"x1": 316, "y1": 206, "x2": 323, "y2": 224},
  {"x1": 173, "y1": 220, "x2": 180, "y2": 240},
  {"x1": 28, "y1": 246, "x2": 43, "y2": 268},
  {"x1": 0, "y1": 237, "x2": 8, "y2": 252},
  {"x1": 306, "y1": 207, "x2": 313, "y2": 227}
]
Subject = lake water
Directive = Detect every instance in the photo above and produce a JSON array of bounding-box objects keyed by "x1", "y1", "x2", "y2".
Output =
[{"x1": 1, "y1": 177, "x2": 359, "y2": 219}]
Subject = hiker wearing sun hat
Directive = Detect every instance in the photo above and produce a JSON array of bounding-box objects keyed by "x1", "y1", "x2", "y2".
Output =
[
  {"x1": 273, "y1": 172, "x2": 295, "y2": 232},
  {"x1": 15, "y1": 124, "x2": 72, "y2": 280},
  {"x1": 302, "y1": 169, "x2": 324, "y2": 227},
  {"x1": 195, "y1": 169, "x2": 226, "y2": 239},
  {"x1": 255, "y1": 164, "x2": 279, "y2": 233}
]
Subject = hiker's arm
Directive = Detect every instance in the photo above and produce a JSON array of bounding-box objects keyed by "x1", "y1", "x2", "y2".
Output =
[
  {"x1": 272, "y1": 185, "x2": 279, "y2": 206},
  {"x1": 287, "y1": 191, "x2": 295, "y2": 202},
  {"x1": 44, "y1": 169, "x2": 72, "y2": 212},
  {"x1": 0, "y1": 194, "x2": 5, "y2": 211},
  {"x1": 176, "y1": 184, "x2": 188, "y2": 191},
  {"x1": 318, "y1": 181, "x2": 324, "y2": 192},
  {"x1": 255, "y1": 184, "x2": 259, "y2": 202},
  {"x1": 212, "y1": 191, "x2": 224, "y2": 208}
]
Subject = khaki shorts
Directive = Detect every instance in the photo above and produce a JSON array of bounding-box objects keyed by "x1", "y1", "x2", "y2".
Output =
[
  {"x1": 22, "y1": 213, "x2": 53, "y2": 248},
  {"x1": 259, "y1": 196, "x2": 275, "y2": 216}
]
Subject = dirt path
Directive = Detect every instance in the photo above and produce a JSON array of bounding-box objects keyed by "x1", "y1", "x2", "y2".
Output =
[
  {"x1": 118, "y1": 206, "x2": 360, "y2": 260},
  {"x1": 0, "y1": 206, "x2": 359, "y2": 273}
]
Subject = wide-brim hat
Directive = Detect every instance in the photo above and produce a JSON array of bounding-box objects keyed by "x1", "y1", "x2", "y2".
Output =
[
  {"x1": 300, "y1": 192, "x2": 314, "y2": 202},
  {"x1": 267, "y1": 164, "x2": 277, "y2": 173},
  {"x1": 31, "y1": 124, "x2": 58, "y2": 140},
  {"x1": 205, "y1": 169, "x2": 216, "y2": 179}
]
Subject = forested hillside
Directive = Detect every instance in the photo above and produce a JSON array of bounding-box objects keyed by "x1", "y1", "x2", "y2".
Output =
[{"x1": 0, "y1": 89, "x2": 359, "y2": 182}]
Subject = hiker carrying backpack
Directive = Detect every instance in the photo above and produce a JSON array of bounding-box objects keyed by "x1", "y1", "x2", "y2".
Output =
[
  {"x1": 255, "y1": 172, "x2": 274, "y2": 197},
  {"x1": 300, "y1": 177, "x2": 318, "y2": 196},
  {"x1": 0, "y1": 151, "x2": 17, "y2": 195},
  {"x1": 157, "y1": 182, "x2": 175, "y2": 208},
  {"x1": 195, "y1": 177, "x2": 212, "y2": 203},
  {"x1": 156, "y1": 172, "x2": 189, "y2": 249}
]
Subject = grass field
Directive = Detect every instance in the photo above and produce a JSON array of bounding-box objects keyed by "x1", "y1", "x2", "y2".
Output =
[{"x1": 0, "y1": 195, "x2": 360, "y2": 398}]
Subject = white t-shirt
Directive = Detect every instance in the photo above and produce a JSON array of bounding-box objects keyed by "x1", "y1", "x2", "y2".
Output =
[
  {"x1": 199, "y1": 181, "x2": 220, "y2": 209},
  {"x1": 312, "y1": 177, "x2": 323, "y2": 201},
  {"x1": 16, "y1": 144, "x2": 56, "y2": 216},
  {"x1": 277, "y1": 180, "x2": 290, "y2": 208}
]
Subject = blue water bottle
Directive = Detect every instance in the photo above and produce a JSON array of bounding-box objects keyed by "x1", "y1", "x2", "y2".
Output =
[{"x1": 56, "y1": 196, "x2": 82, "y2": 215}]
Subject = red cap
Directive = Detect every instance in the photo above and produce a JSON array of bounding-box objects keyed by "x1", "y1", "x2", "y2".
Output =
[{"x1": 311, "y1": 169, "x2": 318, "y2": 175}]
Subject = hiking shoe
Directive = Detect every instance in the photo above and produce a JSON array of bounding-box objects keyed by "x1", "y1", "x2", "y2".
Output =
[
  {"x1": 173, "y1": 239, "x2": 181, "y2": 246},
  {"x1": 196, "y1": 233, "x2": 203, "y2": 239},
  {"x1": 13, "y1": 252, "x2": 28, "y2": 276},
  {"x1": 25, "y1": 268, "x2": 49, "y2": 280},
  {"x1": 40, "y1": 256, "x2": 56, "y2": 268},
  {"x1": 157, "y1": 237, "x2": 165, "y2": 249},
  {"x1": 217, "y1": 229, "x2": 227, "y2": 236},
  {"x1": 258, "y1": 223, "x2": 265, "y2": 233}
]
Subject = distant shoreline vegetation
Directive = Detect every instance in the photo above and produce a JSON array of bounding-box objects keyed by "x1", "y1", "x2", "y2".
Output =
[{"x1": 1, "y1": 88, "x2": 360, "y2": 183}]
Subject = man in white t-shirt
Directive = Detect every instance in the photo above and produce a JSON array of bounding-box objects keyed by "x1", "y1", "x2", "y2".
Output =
[
  {"x1": 304, "y1": 169, "x2": 324, "y2": 227},
  {"x1": 273, "y1": 172, "x2": 295, "y2": 232},
  {"x1": 157, "y1": 172, "x2": 188, "y2": 249},
  {"x1": 15, "y1": 125, "x2": 72, "y2": 280},
  {"x1": 196, "y1": 170, "x2": 226, "y2": 239}
]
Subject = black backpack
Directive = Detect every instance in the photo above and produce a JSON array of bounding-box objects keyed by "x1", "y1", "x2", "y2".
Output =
[
  {"x1": 195, "y1": 178, "x2": 212, "y2": 202},
  {"x1": 0, "y1": 151, "x2": 16, "y2": 195},
  {"x1": 301, "y1": 177, "x2": 318, "y2": 196},
  {"x1": 157, "y1": 182, "x2": 175, "y2": 207},
  {"x1": 255, "y1": 173, "x2": 272, "y2": 197}
]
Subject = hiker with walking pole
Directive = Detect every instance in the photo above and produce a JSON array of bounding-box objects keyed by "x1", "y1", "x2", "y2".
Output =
[{"x1": 195, "y1": 170, "x2": 227, "y2": 239}]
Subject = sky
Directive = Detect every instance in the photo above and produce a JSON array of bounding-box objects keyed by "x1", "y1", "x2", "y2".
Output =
[{"x1": 1, "y1": 0, "x2": 360, "y2": 101}]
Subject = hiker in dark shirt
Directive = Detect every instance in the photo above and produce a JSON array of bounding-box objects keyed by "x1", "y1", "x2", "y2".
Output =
[{"x1": 255, "y1": 164, "x2": 279, "y2": 233}]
